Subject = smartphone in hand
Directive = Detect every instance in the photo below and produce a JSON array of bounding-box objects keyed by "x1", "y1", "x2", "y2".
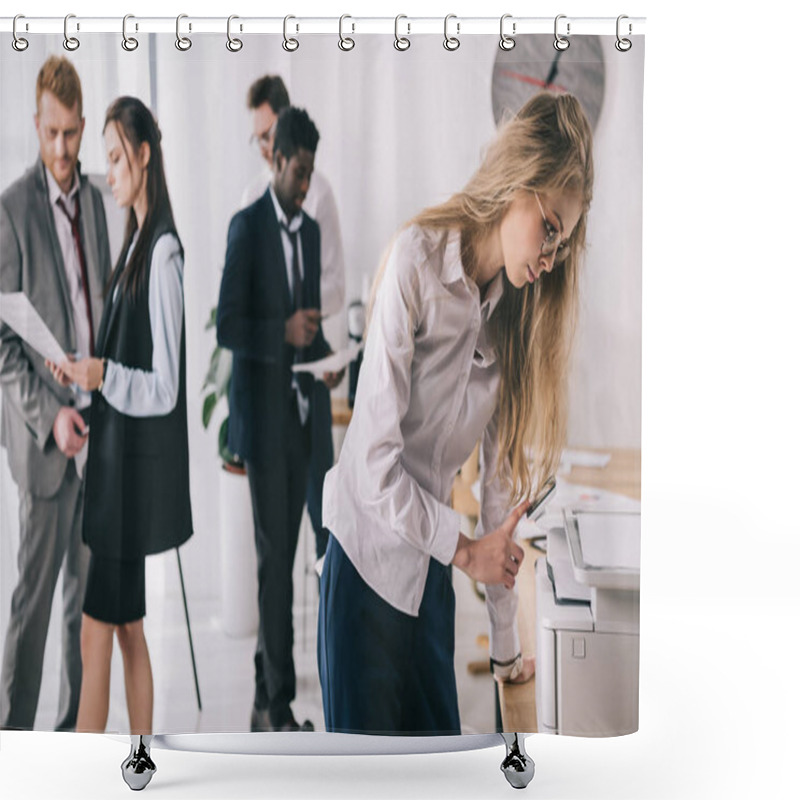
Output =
[{"x1": 526, "y1": 476, "x2": 556, "y2": 520}]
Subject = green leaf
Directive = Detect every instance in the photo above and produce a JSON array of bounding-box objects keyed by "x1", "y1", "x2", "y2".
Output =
[
  {"x1": 217, "y1": 416, "x2": 232, "y2": 462},
  {"x1": 202, "y1": 393, "x2": 217, "y2": 429},
  {"x1": 202, "y1": 347, "x2": 222, "y2": 390},
  {"x1": 217, "y1": 417, "x2": 242, "y2": 468}
]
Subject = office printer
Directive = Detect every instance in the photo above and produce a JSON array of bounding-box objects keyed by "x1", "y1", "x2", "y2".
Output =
[{"x1": 535, "y1": 509, "x2": 640, "y2": 737}]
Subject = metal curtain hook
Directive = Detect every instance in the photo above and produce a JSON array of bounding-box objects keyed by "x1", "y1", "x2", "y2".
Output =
[
  {"x1": 283, "y1": 15, "x2": 299, "y2": 51},
  {"x1": 554, "y1": 14, "x2": 570, "y2": 51},
  {"x1": 226, "y1": 14, "x2": 242, "y2": 52},
  {"x1": 12, "y1": 14, "x2": 29, "y2": 51},
  {"x1": 444, "y1": 14, "x2": 460, "y2": 51},
  {"x1": 176, "y1": 14, "x2": 192, "y2": 51},
  {"x1": 615, "y1": 15, "x2": 632, "y2": 52},
  {"x1": 63, "y1": 14, "x2": 80, "y2": 51},
  {"x1": 499, "y1": 14, "x2": 515, "y2": 51},
  {"x1": 339, "y1": 14, "x2": 355, "y2": 51},
  {"x1": 122, "y1": 14, "x2": 139, "y2": 51},
  {"x1": 394, "y1": 14, "x2": 410, "y2": 51}
]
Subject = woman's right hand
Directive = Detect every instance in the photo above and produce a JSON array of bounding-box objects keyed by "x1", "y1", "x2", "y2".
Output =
[{"x1": 452, "y1": 500, "x2": 529, "y2": 589}]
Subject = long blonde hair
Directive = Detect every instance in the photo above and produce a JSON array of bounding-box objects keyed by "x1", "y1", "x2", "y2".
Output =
[{"x1": 370, "y1": 92, "x2": 594, "y2": 502}]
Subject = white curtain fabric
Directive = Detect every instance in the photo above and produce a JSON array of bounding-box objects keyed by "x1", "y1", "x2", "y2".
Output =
[{"x1": 2, "y1": 33, "x2": 643, "y2": 612}]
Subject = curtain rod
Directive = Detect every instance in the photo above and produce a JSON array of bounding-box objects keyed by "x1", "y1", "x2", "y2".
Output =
[{"x1": 1, "y1": 16, "x2": 646, "y2": 37}]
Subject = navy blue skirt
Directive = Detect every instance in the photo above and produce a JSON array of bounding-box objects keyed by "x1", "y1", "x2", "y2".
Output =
[{"x1": 317, "y1": 533, "x2": 460, "y2": 735}]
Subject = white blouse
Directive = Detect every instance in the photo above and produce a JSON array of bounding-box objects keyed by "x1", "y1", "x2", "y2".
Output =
[
  {"x1": 101, "y1": 233, "x2": 184, "y2": 418},
  {"x1": 322, "y1": 224, "x2": 521, "y2": 664}
]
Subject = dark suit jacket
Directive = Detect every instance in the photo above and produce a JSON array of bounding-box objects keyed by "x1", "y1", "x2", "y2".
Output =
[
  {"x1": 0, "y1": 160, "x2": 111, "y2": 497},
  {"x1": 217, "y1": 188, "x2": 330, "y2": 466}
]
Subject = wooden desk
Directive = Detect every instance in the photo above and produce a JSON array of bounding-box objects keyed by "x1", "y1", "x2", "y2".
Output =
[
  {"x1": 331, "y1": 395, "x2": 353, "y2": 427},
  {"x1": 466, "y1": 448, "x2": 641, "y2": 732}
]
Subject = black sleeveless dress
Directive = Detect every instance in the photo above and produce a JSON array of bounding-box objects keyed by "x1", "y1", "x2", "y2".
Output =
[{"x1": 82, "y1": 220, "x2": 193, "y2": 624}]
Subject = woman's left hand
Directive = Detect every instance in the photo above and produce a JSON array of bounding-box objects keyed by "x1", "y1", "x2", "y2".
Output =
[
  {"x1": 496, "y1": 656, "x2": 536, "y2": 685},
  {"x1": 59, "y1": 356, "x2": 105, "y2": 392}
]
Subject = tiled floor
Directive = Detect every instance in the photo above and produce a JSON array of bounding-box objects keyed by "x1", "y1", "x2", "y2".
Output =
[{"x1": 31, "y1": 512, "x2": 497, "y2": 735}]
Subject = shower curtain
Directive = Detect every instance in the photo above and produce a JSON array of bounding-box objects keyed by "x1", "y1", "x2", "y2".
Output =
[{"x1": 0, "y1": 22, "x2": 644, "y2": 741}]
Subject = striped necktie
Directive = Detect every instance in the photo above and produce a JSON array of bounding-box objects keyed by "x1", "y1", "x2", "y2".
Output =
[{"x1": 56, "y1": 194, "x2": 95, "y2": 355}]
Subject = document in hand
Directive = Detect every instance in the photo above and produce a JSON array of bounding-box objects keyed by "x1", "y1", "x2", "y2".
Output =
[
  {"x1": 291, "y1": 343, "x2": 363, "y2": 379},
  {"x1": 0, "y1": 291, "x2": 68, "y2": 364}
]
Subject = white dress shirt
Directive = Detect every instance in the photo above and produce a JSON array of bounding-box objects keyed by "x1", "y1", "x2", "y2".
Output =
[
  {"x1": 101, "y1": 232, "x2": 184, "y2": 417},
  {"x1": 242, "y1": 165, "x2": 345, "y2": 317},
  {"x1": 322, "y1": 224, "x2": 521, "y2": 663},
  {"x1": 45, "y1": 168, "x2": 92, "y2": 410}
]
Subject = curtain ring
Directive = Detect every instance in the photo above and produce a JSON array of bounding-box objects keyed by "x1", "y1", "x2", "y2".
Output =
[
  {"x1": 122, "y1": 14, "x2": 139, "y2": 51},
  {"x1": 12, "y1": 14, "x2": 29, "y2": 52},
  {"x1": 394, "y1": 14, "x2": 410, "y2": 51},
  {"x1": 339, "y1": 15, "x2": 355, "y2": 51},
  {"x1": 226, "y1": 14, "x2": 242, "y2": 52},
  {"x1": 615, "y1": 15, "x2": 632, "y2": 52},
  {"x1": 282, "y1": 15, "x2": 299, "y2": 51},
  {"x1": 443, "y1": 14, "x2": 460, "y2": 51},
  {"x1": 175, "y1": 14, "x2": 192, "y2": 51},
  {"x1": 63, "y1": 14, "x2": 80, "y2": 51},
  {"x1": 553, "y1": 14, "x2": 570, "y2": 51},
  {"x1": 499, "y1": 14, "x2": 515, "y2": 51}
]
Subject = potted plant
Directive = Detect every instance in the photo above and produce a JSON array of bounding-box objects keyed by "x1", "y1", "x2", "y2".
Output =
[
  {"x1": 201, "y1": 307, "x2": 243, "y2": 471},
  {"x1": 202, "y1": 307, "x2": 257, "y2": 637}
]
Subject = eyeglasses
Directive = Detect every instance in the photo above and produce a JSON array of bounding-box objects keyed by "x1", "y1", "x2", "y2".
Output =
[
  {"x1": 534, "y1": 192, "x2": 571, "y2": 266},
  {"x1": 250, "y1": 122, "x2": 276, "y2": 151}
]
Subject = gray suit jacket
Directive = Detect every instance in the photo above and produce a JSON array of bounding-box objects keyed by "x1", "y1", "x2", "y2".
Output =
[{"x1": 0, "y1": 159, "x2": 112, "y2": 498}]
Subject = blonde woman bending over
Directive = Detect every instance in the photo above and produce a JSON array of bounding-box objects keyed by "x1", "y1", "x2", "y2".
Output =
[{"x1": 318, "y1": 92, "x2": 594, "y2": 735}]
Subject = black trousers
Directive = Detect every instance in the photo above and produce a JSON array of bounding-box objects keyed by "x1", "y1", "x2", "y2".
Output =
[{"x1": 245, "y1": 399, "x2": 310, "y2": 728}]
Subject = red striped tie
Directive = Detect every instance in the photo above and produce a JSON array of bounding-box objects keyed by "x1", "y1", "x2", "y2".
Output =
[{"x1": 56, "y1": 194, "x2": 95, "y2": 356}]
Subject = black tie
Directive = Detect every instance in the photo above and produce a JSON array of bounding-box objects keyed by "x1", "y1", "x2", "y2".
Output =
[
  {"x1": 281, "y1": 222, "x2": 303, "y2": 311},
  {"x1": 281, "y1": 221, "x2": 310, "y2": 412}
]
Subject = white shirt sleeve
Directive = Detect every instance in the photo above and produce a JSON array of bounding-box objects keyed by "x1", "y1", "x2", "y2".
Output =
[
  {"x1": 101, "y1": 233, "x2": 184, "y2": 418},
  {"x1": 476, "y1": 405, "x2": 521, "y2": 664},
  {"x1": 313, "y1": 177, "x2": 346, "y2": 317},
  {"x1": 349, "y1": 231, "x2": 461, "y2": 566}
]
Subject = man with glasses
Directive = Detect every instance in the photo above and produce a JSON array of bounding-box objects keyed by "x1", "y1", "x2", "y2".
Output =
[
  {"x1": 220, "y1": 107, "x2": 344, "y2": 732},
  {"x1": 241, "y1": 75, "x2": 346, "y2": 566}
]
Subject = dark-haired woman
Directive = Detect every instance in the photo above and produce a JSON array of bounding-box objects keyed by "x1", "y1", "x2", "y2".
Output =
[{"x1": 49, "y1": 96, "x2": 192, "y2": 745}]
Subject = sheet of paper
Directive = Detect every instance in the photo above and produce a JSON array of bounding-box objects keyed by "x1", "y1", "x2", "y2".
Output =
[
  {"x1": 291, "y1": 343, "x2": 362, "y2": 379},
  {"x1": 575, "y1": 511, "x2": 641, "y2": 570},
  {"x1": 0, "y1": 292, "x2": 68, "y2": 364}
]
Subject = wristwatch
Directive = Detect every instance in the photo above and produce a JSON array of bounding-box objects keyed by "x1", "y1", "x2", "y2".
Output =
[{"x1": 490, "y1": 652, "x2": 523, "y2": 681}]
